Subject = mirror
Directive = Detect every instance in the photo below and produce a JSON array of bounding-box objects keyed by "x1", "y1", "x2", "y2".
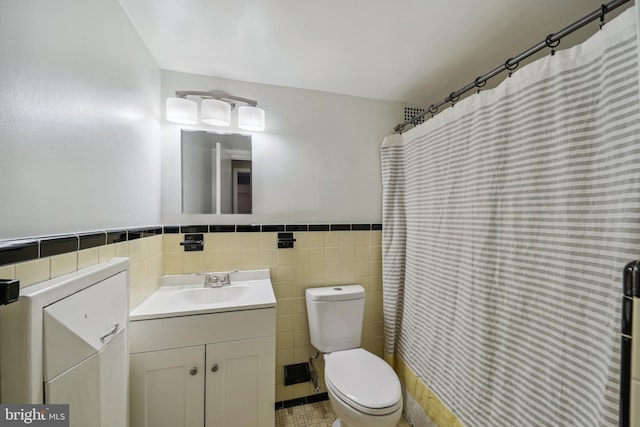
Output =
[{"x1": 181, "y1": 130, "x2": 252, "y2": 214}]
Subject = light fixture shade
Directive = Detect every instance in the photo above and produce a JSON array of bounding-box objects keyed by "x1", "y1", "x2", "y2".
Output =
[
  {"x1": 166, "y1": 97, "x2": 197, "y2": 124},
  {"x1": 201, "y1": 99, "x2": 231, "y2": 126},
  {"x1": 238, "y1": 106, "x2": 266, "y2": 131}
]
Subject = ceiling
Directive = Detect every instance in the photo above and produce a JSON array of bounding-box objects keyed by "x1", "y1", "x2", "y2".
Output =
[{"x1": 118, "y1": 0, "x2": 631, "y2": 105}]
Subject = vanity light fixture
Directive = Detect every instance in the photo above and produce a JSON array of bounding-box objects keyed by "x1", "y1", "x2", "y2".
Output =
[
  {"x1": 166, "y1": 90, "x2": 266, "y2": 131},
  {"x1": 238, "y1": 105, "x2": 266, "y2": 131},
  {"x1": 201, "y1": 99, "x2": 231, "y2": 126},
  {"x1": 166, "y1": 97, "x2": 198, "y2": 125}
]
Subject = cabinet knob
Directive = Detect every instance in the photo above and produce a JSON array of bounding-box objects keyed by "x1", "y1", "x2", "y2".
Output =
[
  {"x1": 189, "y1": 367, "x2": 198, "y2": 376},
  {"x1": 211, "y1": 364, "x2": 219, "y2": 373}
]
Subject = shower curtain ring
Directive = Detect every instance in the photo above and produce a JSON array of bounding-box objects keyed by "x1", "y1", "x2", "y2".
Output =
[
  {"x1": 599, "y1": 4, "x2": 608, "y2": 28},
  {"x1": 429, "y1": 104, "x2": 438, "y2": 114},
  {"x1": 505, "y1": 58, "x2": 519, "y2": 71},
  {"x1": 545, "y1": 34, "x2": 560, "y2": 49},
  {"x1": 449, "y1": 92, "x2": 460, "y2": 103},
  {"x1": 474, "y1": 77, "x2": 487, "y2": 88}
]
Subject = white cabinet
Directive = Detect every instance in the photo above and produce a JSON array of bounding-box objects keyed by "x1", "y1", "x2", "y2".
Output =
[
  {"x1": 130, "y1": 346, "x2": 204, "y2": 427},
  {"x1": 129, "y1": 308, "x2": 275, "y2": 427},
  {"x1": 206, "y1": 337, "x2": 275, "y2": 426}
]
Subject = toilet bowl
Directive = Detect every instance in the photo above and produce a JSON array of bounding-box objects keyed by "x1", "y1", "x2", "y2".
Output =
[{"x1": 324, "y1": 349, "x2": 402, "y2": 427}]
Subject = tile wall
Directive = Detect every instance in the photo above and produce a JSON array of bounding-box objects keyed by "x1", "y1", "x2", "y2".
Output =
[
  {"x1": 0, "y1": 224, "x2": 384, "y2": 404},
  {"x1": 0, "y1": 229, "x2": 164, "y2": 309},
  {"x1": 162, "y1": 228, "x2": 385, "y2": 402}
]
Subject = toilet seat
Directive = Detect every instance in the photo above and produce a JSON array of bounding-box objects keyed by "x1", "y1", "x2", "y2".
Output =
[{"x1": 324, "y1": 348, "x2": 402, "y2": 416}]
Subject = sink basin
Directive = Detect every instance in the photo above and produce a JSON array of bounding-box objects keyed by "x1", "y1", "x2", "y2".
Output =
[
  {"x1": 169, "y1": 286, "x2": 251, "y2": 306},
  {"x1": 129, "y1": 269, "x2": 276, "y2": 321}
]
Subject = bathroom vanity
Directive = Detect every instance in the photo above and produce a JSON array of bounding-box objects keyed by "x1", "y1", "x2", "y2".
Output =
[{"x1": 128, "y1": 270, "x2": 276, "y2": 427}]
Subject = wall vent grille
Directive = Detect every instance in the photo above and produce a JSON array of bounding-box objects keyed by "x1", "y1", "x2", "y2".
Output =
[{"x1": 404, "y1": 107, "x2": 427, "y2": 125}]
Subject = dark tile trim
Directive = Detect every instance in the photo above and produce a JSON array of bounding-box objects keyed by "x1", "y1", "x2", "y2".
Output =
[
  {"x1": 372, "y1": 224, "x2": 383, "y2": 230},
  {"x1": 622, "y1": 296, "x2": 633, "y2": 336},
  {"x1": 127, "y1": 227, "x2": 162, "y2": 240},
  {"x1": 107, "y1": 230, "x2": 127, "y2": 244},
  {"x1": 278, "y1": 397, "x2": 306, "y2": 409},
  {"x1": 209, "y1": 225, "x2": 236, "y2": 233},
  {"x1": 275, "y1": 392, "x2": 329, "y2": 410},
  {"x1": 0, "y1": 240, "x2": 39, "y2": 267},
  {"x1": 163, "y1": 226, "x2": 180, "y2": 234},
  {"x1": 262, "y1": 225, "x2": 285, "y2": 232},
  {"x1": 181, "y1": 225, "x2": 209, "y2": 233},
  {"x1": 142, "y1": 227, "x2": 163, "y2": 238},
  {"x1": 79, "y1": 232, "x2": 107, "y2": 250},
  {"x1": 127, "y1": 230, "x2": 144, "y2": 241},
  {"x1": 634, "y1": 261, "x2": 640, "y2": 298},
  {"x1": 236, "y1": 225, "x2": 261, "y2": 233},
  {"x1": 621, "y1": 335, "x2": 632, "y2": 426},
  {"x1": 0, "y1": 225, "x2": 163, "y2": 266},
  {"x1": 309, "y1": 224, "x2": 330, "y2": 232},
  {"x1": 351, "y1": 224, "x2": 371, "y2": 231},
  {"x1": 306, "y1": 392, "x2": 329, "y2": 404},
  {"x1": 40, "y1": 235, "x2": 79, "y2": 257},
  {"x1": 330, "y1": 224, "x2": 351, "y2": 231},
  {"x1": 286, "y1": 225, "x2": 308, "y2": 232}
]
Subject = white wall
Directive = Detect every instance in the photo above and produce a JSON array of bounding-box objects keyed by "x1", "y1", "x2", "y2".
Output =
[
  {"x1": 0, "y1": 0, "x2": 161, "y2": 239},
  {"x1": 162, "y1": 70, "x2": 402, "y2": 225}
]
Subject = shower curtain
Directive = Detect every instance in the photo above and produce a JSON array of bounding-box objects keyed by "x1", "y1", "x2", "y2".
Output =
[{"x1": 381, "y1": 7, "x2": 640, "y2": 427}]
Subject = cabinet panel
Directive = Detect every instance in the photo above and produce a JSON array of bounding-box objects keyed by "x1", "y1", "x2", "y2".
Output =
[
  {"x1": 130, "y1": 346, "x2": 204, "y2": 427},
  {"x1": 46, "y1": 331, "x2": 127, "y2": 427},
  {"x1": 129, "y1": 308, "x2": 275, "y2": 354},
  {"x1": 205, "y1": 337, "x2": 275, "y2": 427}
]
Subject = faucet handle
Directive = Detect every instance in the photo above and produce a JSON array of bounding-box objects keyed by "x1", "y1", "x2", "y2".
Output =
[
  {"x1": 221, "y1": 272, "x2": 231, "y2": 286},
  {"x1": 197, "y1": 272, "x2": 220, "y2": 287}
]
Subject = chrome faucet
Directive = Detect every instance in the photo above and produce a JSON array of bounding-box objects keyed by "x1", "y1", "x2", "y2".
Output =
[
  {"x1": 220, "y1": 271, "x2": 237, "y2": 286},
  {"x1": 199, "y1": 273, "x2": 221, "y2": 288},
  {"x1": 198, "y1": 271, "x2": 236, "y2": 288},
  {"x1": 220, "y1": 273, "x2": 230, "y2": 286}
]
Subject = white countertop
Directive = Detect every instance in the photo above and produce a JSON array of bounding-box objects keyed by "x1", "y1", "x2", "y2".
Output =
[{"x1": 129, "y1": 269, "x2": 276, "y2": 321}]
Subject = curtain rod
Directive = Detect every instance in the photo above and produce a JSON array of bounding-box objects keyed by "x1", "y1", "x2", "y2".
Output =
[{"x1": 394, "y1": 0, "x2": 631, "y2": 134}]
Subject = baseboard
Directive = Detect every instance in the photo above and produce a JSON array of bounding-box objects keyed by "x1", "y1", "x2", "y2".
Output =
[{"x1": 275, "y1": 392, "x2": 329, "y2": 410}]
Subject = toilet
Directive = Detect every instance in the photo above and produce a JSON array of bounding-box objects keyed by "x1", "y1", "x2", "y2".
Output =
[{"x1": 306, "y1": 285, "x2": 402, "y2": 427}]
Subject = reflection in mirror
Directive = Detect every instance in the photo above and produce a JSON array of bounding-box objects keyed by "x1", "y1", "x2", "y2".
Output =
[{"x1": 181, "y1": 130, "x2": 252, "y2": 214}]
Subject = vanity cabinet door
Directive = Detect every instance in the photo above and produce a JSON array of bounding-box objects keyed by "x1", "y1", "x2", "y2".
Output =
[
  {"x1": 130, "y1": 345, "x2": 205, "y2": 427},
  {"x1": 205, "y1": 336, "x2": 275, "y2": 427}
]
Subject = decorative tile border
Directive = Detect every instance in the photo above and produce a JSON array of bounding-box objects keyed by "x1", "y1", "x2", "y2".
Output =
[
  {"x1": 0, "y1": 227, "x2": 163, "y2": 267},
  {"x1": 163, "y1": 224, "x2": 383, "y2": 233},
  {"x1": 0, "y1": 224, "x2": 383, "y2": 267},
  {"x1": 40, "y1": 235, "x2": 79, "y2": 258},
  {"x1": 0, "y1": 239, "x2": 39, "y2": 266},
  {"x1": 78, "y1": 232, "x2": 107, "y2": 250},
  {"x1": 275, "y1": 392, "x2": 329, "y2": 410}
]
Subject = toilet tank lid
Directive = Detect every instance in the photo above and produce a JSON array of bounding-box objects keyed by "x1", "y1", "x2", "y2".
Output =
[{"x1": 305, "y1": 285, "x2": 364, "y2": 301}]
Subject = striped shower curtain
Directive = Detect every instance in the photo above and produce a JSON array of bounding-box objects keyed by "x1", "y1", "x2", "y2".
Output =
[{"x1": 381, "y1": 7, "x2": 640, "y2": 427}]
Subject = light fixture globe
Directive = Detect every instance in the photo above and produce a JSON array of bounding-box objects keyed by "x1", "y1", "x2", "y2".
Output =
[
  {"x1": 166, "y1": 97, "x2": 197, "y2": 124},
  {"x1": 238, "y1": 106, "x2": 266, "y2": 131},
  {"x1": 201, "y1": 99, "x2": 231, "y2": 126}
]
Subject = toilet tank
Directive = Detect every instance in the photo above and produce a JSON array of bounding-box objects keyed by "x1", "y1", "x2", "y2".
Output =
[{"x1": 305, "y1": 285, "x2": 365, "y2": 353}]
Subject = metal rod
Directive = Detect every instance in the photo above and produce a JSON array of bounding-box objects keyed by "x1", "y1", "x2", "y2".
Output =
[
  {"x1": 175, "y1": 90, "x2": 258, "y2": 107},
  {"x1": 394, "y1": 0, "x2": 631, "y2": 133}
]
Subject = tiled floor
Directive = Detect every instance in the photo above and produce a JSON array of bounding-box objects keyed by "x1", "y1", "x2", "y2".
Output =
[{"x1": 275, "y1": 400, "x2": 412, "y2": 427}]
